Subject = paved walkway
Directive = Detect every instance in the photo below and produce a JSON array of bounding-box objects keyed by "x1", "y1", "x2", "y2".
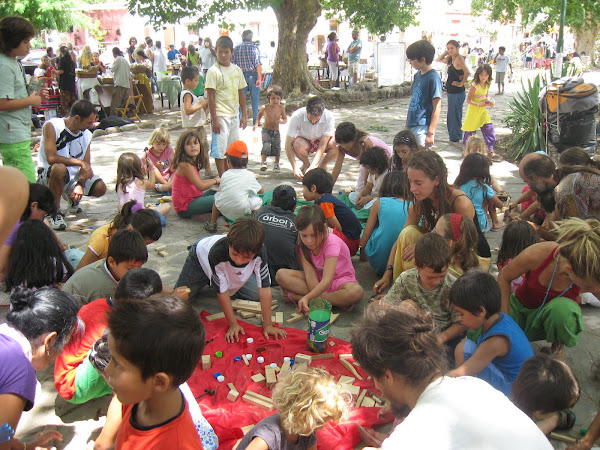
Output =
[{"x1": 7, "y1": 72, "x2": 600, "y2": 449}]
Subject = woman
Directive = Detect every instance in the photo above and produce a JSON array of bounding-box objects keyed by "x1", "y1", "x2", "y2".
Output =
[
  {"x1": 326, "y1": 32, "x2": 340, "y2": 89},
  {"x1": 133, "y1": 49, "x2": 154, "y2": 112},
  {"x1": 127, "y1": 36, "x2": 137, "y2": 63},
  {"x1": 0, "y1": 287, "x2": 80, "y2": 449},
  {"x1": 374, "y1": 151, "x2": 491, "y2": 293},
  {"x1": 332, "y1": 121, "x2": 392, "y2": 191},
  {"x1": 78, "y1": 45, "x2": 93, "y2": 69},
  {"x1": 55, "y1": 45, "x2": 76, "y2": 116},
  {"x1": 436, "y1": 40, "x2": 470, "y2": 143},
  {"x1": 498, "y1": 218, "x2": 600, "y2": 359}
]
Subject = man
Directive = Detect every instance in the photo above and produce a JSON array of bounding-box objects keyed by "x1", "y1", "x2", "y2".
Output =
[
  {"x1": 284, "y1": 96, "x2": 338, "y2": 180},
  {"x1": 110, "y1": 47, "x2": 130, "y2": 117},
  {"x1": 179, "y1": 41, "x2": 188, "y2": 57},
  {"x1": 167, "y1": 43, "x2": 180, "y2": 63},
  {"x1": 199, "y1": 37, "x2": 216, "y2": 77},
  {"x1": 37, "y1": 100, "x2": 107, "y2": 230},
  {"x1": 346, "y1": 29, "x2": 362, "y2": 87},
  {"x1": 153, "y1": 41, "x2": 168, "y2": 74},
  {"x1": 232, "y1": 30, "x2": 262, "y2": 125}
]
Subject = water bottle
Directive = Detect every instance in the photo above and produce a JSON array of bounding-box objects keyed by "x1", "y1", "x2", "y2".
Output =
[{"x1": 307, "y1": 298, "x2": 332, "y2": 352}]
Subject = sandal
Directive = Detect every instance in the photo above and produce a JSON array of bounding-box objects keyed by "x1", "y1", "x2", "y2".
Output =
[
  {"x1": 203, "y1": 222, "x2": 217, "y2": 233},
  {"x1": 488, "y1": 151, "x2": 504, "y2": 162},
  {"x1": 556, "y1": 409, "x2": 576, "y2": 431},
  {"x1": 154, "y1": 184, "x2": 171, "y2": 195}
]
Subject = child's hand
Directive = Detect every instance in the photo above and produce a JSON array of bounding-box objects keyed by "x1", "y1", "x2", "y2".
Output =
[
  {"x1": 212, "y1": 118, "x2": 221, "y2": 134},
  {"x1": 31, "y1": 429, "x2": 63, "y2": 448},
  {"x1": 297, "y1": 296, "x2": 310, "y2": 315},
  {"x1": 155, "y1": 160, "x2": 165, "y2": 170},
  {"x1": 357, "y1": 196, "x2": 370, "y2": 207},
  {"x1": 225, "y1": 322, "x2": 245, "y2": 343},
  {"x1": 28, "y1": 91, "x2": 43, "y2": 107},
  {"x1": 172, "y1": 286, "x2": 191, "y2": 300},
  {"x1": 145, "y1": 157, "x2": 154, "y2": 171},
  {"x1": 402, "y1": 244, "x2": 416, "y2": 261},
  {"x1": 263, "y1": 324, "x2": 287, "y2": 340}
]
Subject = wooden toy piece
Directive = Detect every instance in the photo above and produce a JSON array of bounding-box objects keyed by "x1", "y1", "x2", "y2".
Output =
[
  {"x1": 360, "y1": 397, "x2": 376, "y2": 408},
  {"x1": 330, "y1": 313, "x2": 340, "y2": 325},
  {"x1": 280, "y1": 360, "x2": 291, "y2": 372},
  {"x1": 241, "y1": 424, "x2": 255, "y2": 435},
  {"x1": 201, "y1": 355, "x2": 211, "y2": 370},
  {"x1": 159, "y1": 195, "x2": 172, "y2": 202},
  {"x1": 265, "y1": 367, "x2": 277, "y2": 388},
  {"x1": 294, "y1": 353, "x2": 312, "y2": 365},
  {"x1": 339, "y1": 353, "x2": 353, "y2": 360},
  {"x1": 271, "y1": 315, "x2": 276, "y2": 322},
  {"x1": 242, "y1": 354, "x2": 250, "y2": 366},
  {"x1": 293, "y1": 362, "x2": 308, "y2": 372},
  {"x1": 255, "y1": 313, "x2": 262, "y2": 319},
  {"x1": 328, "y1": 341, "x2": 336, "y2": 347},
  {"x1": 369, "y1": 391, "x2": 384, "y2": 405},
  {"x1": 275, "y1": 312, "x2": 284, "y2": 323},
  {"x1": 549, "y1": 432, "x2": 578, "y2": 444},
  {"x1": 227, "y1": 389, "x2": 239, "y2": 402},
  {"x1": 338, "y1": 375, "x2": 355, "y2": 385},
  {"x1": 232, "y1": 299, "x2": 262, "y2": 313},
  {"x1": 158, "y1": 251, "x2": 169, "y2": 258},
  {"x1": 339, "y1": 357, "x2": 363, "y2": 380},
  {"x1": 340, "y1": 383, "x2": 360, "y2": 401},
  {"x1": 356, "y1": 389, "x2": 367, "y2": 407},
  {"x1": 353, "y1": 361, "x2": 361, "y2": 367},
  {"x1": 65, "y1": 226, "x2": 92, "y2": 234},
  {"x1": 242, "y1": 390, "x2": 275, "y2": 411},
  {"x1": 146, "y1": 203, "x2": 155, "y2": 209},
  {"x1": 311, "y1": 353, "x2": 334, "y2": 361},
  {"x1": 205, "y1": 312, "x2": 226, "y2": 322},
  {"x1": 251, "y1": 373, "x2": 266, "y2": 383},
  {"x1": 227, "y1": 383, "x2": 238, "y2": 393},
  {"x1": 155, "y1": 244, "x2": 167, "y2": 252},
  {"x1": 287, "y1": 312, "x2": 305, "y2": 324},
  {"x1": 240, "y1": 310, "x2": 256, "y2": 319}
]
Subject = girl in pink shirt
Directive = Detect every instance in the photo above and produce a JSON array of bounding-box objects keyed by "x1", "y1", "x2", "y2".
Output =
[
  {"x1": 142, "y1": 127, "x2": 175, "y2": 194},
  {"x1": 276, "y1": 204, "x2": 364, "y2": 314}
]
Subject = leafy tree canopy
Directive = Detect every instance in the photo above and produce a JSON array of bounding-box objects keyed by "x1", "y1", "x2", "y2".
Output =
[{"x1": 0, "y1": 0, "x2": 89, "y2": 32}]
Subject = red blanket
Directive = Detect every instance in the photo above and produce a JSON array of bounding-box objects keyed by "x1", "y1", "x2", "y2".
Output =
[{"x1": 188, "y1": 312, "x2": 388, "y2": 449}]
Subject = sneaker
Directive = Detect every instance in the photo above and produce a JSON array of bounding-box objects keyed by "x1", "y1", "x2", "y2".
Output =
[
  {"x1": 273, "y1": 163, "x2": 280, "y2": 173},
  {"x1": 67, "y1": 198, "x2": 83, "y2": 214},
  {"x1": 260, "y1": 162, "x2": 268, "y2": 171},
  {"x1": 49, "y1": 213, "x2": 67, "y2": 231}
]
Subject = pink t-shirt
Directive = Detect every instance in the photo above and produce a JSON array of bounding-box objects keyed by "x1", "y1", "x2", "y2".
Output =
[
  {"x1": 311, "y1": 233, "x2": 357, "y2": 292},
  {"x1": 143, "y1": 145, "x2": 175, "y2": 180},
  {"x1": 172, "y1": 171, "x2": 203, "y2": 213}
]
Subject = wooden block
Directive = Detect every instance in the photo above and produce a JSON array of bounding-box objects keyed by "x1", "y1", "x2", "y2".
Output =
[
  {"x1": 201, "y1": 355, "x2": 211, "y2": 370},
  {"x1": 227, "y1": 389, "x2": 239, "y2": 402},
  {"x1": 242, "y1": 392, "x2": 275, "y2": 411},
  {"x1": 293, "y1": 362, "x2": 308, "y2": 372},
  {"x1": 275, "y1": 312, "x2": 283, "y2": 323},
  {"x1": 240, "y1": 310, "x2": 256, "y2": 319},
  {"x1": 353, "y1": 361, "x2": 361, "y2": 367},
  {"x1": 295, "y1": 353, "x2": 312, "y2": 365},
  {"x1": 271, "y1": 303, "x2": 279, "y2": 311},
  {"x1": 256, "y1": 313, "x2": 262, "y2": 319},
  {"x1": 244, "y1": 390, "x2": 275, "y2": 405},
  {"x1": 338, "y1": 375, "x2": 355, "y2": 385},
  {"x1": 280, "y1": 360, "x2": 291, "y2": 372},
  {"x1": 158, "y1": 250, "x2": 169, "y2": 258},
  {"x1": 340, "y1": 383, "x2": 360, "y2": 401},
  {"x1": 360, "y1": 397, "x2": 376, "y2": 408},
  {"x1": 356, "y1": 389, "x2": 367, "y2": 407},
  {"x1": 328, "y1": 341, "x2": 336, "y2": 347},
  {"x1": 159, "y1": 195, "x2": 172, "y2": 202},
  {"x1": 330, "y1": 313, "x2": 340, "y2": 324},
  {"x1": 549, "y1": 432, "x2": 579, "y2": 444},
  {"x1": 73, "y1": 218, "x2": 90, "y2": 225},
  {"x1": 271, "y1": 315, "x2": 276, "y2": 322},
  {"x1": 311, "y1": 353, "x2": 334, "y2": 360},
  {"x1": 251, "y1": 373, "x2": 266, "y2": 383},
  {"x1": 66, "y1": 226, "x2": 92, "y2": 234},
  {"x1": 339, "y1": 353, "x2": 353, "y2": 359},
  {"x1": 232, "y1": 299, "x2": 262, "y2": 313},
  {"x1": 287, "y1": 312, "x2": 305, "y2": 324},
  {"x1": 241, "y1": 424, "x2": 255, "y2": 435},
  {"x1": 265, "y1": 367, "x2": 276, "y2": 388},
  {"x1": 242, "y1": 354, "x2": 249, "y2": 366},
  {"x1": 227, "y1": 383, "x2": 238, "y2": 393},
  {"x1": 155, "y1": 244, "x2": 167, "y2": 252},
  {"x1": 205, "y1": 312, "x2": 226, "y2": 322},
  {"x1": 340, "y1": 357, "x2": 363, "y2": 380}
]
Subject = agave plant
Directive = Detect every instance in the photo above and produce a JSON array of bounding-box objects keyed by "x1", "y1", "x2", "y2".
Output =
[{"x1": 503, "y1": 75, "x2": 546, "y2": 159}]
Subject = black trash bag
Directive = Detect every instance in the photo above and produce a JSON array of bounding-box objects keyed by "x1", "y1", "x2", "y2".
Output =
[{"x1": 97, "y1": 116, "x2": 134, "y2": 130}]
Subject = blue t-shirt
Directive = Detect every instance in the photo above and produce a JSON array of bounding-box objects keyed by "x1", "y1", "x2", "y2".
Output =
[
  {"x1": 460, "y1": 179, "x2": 495, "y2": 232},
  {"x1": 167, "y1": 49, "x2": 181, "y2": 61},
  {"x1": 348, "y1": 39, "x2": 362, "y2": 62},
  {"x1": 406, "y1": 69, "x2": 443, "y2": 128},
  {"x1": 316, "y1": 193, "x2": 362, "y2": 241}
]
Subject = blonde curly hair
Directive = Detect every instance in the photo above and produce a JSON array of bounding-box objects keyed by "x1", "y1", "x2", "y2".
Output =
[
  {"x1": 555, "y1": 217, "x2": 600, "y2": 282},
  {"x1": 273, "y1": 367, "x2": 349, "y2": 436},
  {"x1": 148, "y1": 127, "x2": 171, "y2": 146}
]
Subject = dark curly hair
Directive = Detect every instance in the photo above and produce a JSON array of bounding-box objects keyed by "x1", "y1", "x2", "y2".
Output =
[{"x1": 359, "y1": 146, "x2": 389, "y2": 175}]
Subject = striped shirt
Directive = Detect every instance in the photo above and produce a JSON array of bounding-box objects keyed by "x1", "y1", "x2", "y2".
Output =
[{"x1": 232, "y1": 41, "x2": 261, "y2": 72}]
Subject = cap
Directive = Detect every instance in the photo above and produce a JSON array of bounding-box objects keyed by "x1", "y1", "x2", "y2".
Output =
[
  {"x1": 273, "y1": 184, "x2": 297, "y2": 203},
  {"x1": 169, "y1": 43, "x2": 175, "y2": 47},
  {"x1": 226, "y1": 140, "x2": 248, "y2": 158}
]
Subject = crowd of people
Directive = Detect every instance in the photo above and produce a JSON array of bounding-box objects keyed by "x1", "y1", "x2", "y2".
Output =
[{"x1": 3, "y1": 13, "x2": 600, "y2": 450}]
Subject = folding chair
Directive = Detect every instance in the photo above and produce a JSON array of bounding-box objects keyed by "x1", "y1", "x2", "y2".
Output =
[{"x1": 115, "y1": 94, "x2": 143, "y2": 123}]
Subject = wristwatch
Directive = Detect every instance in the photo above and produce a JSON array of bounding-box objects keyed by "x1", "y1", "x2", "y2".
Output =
[{"x1": 385, "y1": 265, "x2": 393, "y2": 272}]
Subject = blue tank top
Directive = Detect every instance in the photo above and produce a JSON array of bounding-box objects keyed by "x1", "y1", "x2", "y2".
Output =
[{"x1": 477, "y1": 313, "x2": 534, "y2": 383}]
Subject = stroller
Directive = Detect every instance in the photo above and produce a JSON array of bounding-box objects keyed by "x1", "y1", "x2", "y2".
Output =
[{"x1": 539, "y1": 76, "x2": 599, "y2": 158}]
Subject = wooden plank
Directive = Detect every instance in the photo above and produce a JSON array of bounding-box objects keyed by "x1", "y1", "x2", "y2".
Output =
[
  {"x1": 240, "y1": 310, "x2": 256, "y2": 319},
  {"x1": 265, "y1": 367, "x2": 276, "y2": 388},
  {"x1": 157, "y1": 250, "x2": 169, "y2": 258},
  {"x1": 338, "y1": 353, "x2": 353, "y2": 359},
  {"x1": 330, "y1": 313, "x2": 340, "y2": 324},
  {"x1": 201, "y1": 355, "x2": 211, "y2": 370},
  {"x1": 294, "y1": 353, "x2": 312, "y2": 365},
  {"x1": 241, "y1": 425, "x2": 255, "y2": 435},
  {"x1": 356, "y1": 389, "x2": 367, "y2": 407},
  {"x1": 340, "y1": 383, "x2": 360, "y2": 401},
  {"x1": 360, "y1": 397, "x2": 376, "y2": 408},
  {"x1": 227, "y1": 389, "x2": 239, "y2": 402},
  {"x1": 280, "y1": 360, "x2": 291, "y2": 372},
  {"x1": 549, "y1": 433, "x2": 578, "y2": 444},
  {"x1": 328, "y1": 341, "x2": 336, "y2": 347},
  {"x1": 251, "y1": 373, "x2": 266, "y2": 383},
  {"x1": 340, "y1": 357, "x2": 363, "y2": 380},
  {"x1": 242, "y1": 392, "x2": 275, "y2": 411},
  {"x1": 232, "y1": 299, "x2": 262, "y2": 313},
  {"x1": 293, "y1": 362, "x2": 308, "y2": 372},
  {"x1": 311, "y1": 353, "x2": 334, "y2": 360},
  {"x1": 155, "y1": 244, "x2": 167, "y2": 252},
  {"x1": 275, "y1": 312, "x2": 284, "y2": 323},
  {"x1": 338, "y1": 375, "x2": 355, "y2": 385},
  {"x1": 287, "y1": 312, "x2": 305, "y2": 324},
  {"x1": 205, "y1": 312, "x2": 226, "y2": 322},
  {"x1": 227, "y1": 383, "x2": 238, "y2": 393},
  {"x1": 242, "y1": 354, "x2": 249, "y2": 366}
]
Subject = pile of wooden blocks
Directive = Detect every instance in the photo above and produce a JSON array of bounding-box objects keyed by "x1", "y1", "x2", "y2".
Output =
[{"x1": 65, "y1": 218, "x2": 93, "y2": 234}]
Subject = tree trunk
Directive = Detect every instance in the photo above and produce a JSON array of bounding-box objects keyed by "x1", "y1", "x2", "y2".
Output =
[
  {"x1": 272, "y1": 0, "x2": 324, "y2": 95},
  {"x1": 574, "y1": 25, "x2": 599, "y2": 65}
]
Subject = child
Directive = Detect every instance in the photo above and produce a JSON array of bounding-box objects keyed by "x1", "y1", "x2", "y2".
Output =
[
  {"x1": 205, "y1": 35, "x2": 248, "y2": 176},
  {"x1": 454, "y1": 153, "x2": 505, "y2": 232},
  {"x1": 0, "y1": 16, "x2": 44, "y2": 183},
  {"x1": 360, "y1": 171, "x2": 409, "y2": 275},
  {"x1": 302, "y1": 168, "x2": 362, "y2": 256},
  {"x1": 391, "y1": 130, "x2": 419, "y2": 172},
  {"x1": 255, "y1": 184, "x2": 301, "y2": 283},
  {"x1": 171, "y1": 130, "x2": 221, "y2": 219},
  {"x1": 174, "y1": 217, "x2": 287, "y2": 343},
  {"x1": 448, "y1": 269, "x2": 534, "y2": 396},
  {"x1": 75, "y1": 200, "x2": 162, "y2": 271},
  {"x1": 180, "y1": 66, "x2": 212, "y2": 177},
  {"x1": 253, "y1": 84, "x2": 287, "y2": 172},
  {"x1": 142, "y1": 127, "x2": 175, "y2": 194},
  {"x1": 496, "y1": 221, "x2": 539, "y2": 293},
  {"x1": 493, "y1": 46, "x2": 512, "y2": 95},
  {"x1": 106, "y1": 294, "x2": 206, "y2": 448},
  {"x1": 116, "y1": 152, "x2": 171, "y2": 225},
  {"x1": 276, "y1": 205, "x2": 364, "y2": 314},
  {"x1": 462, "y1": 64, "x2": 497, "y2": 159},
  {"x1": 349, "y1": 146, "x2": 390, "y2": 209},
  {"x1": 464, "y1": 136, "x2": 505, "y2": 195},
  {"x1": 63, "y1": 229, "x2": 148, "y2": 304},
  {"x1": 405, "y1": 39, "x2": 442, "y2": 148},
  {"x1": 382, "y1": 233, "x2": 463, "y2": 348},
  {"x1": 204, "y1": 141, "x2": 263, "y2": 233},
  {"x1": 235, "y1": 368, "x2": 348, "y2": 449},
  {"x1": 511, "y1": 354, "x2": 579, "y2": 434}
]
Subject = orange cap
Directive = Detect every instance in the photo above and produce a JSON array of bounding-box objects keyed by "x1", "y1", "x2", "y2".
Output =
[{"x1": 226, "y1": 140, "x2": 248, "y2": 158}]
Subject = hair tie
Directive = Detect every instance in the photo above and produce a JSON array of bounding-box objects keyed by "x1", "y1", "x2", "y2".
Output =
[
  {"x1": 450, "y1": 213, "x2": 462, "y2": 241},
  {"x1": 131, "y1": 201, "x2": 144, "y2": 214}
]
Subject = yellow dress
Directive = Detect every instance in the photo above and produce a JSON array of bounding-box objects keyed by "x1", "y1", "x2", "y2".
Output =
[{"x1": 462, "y1": 83, "x2": 492, "y2": 131}]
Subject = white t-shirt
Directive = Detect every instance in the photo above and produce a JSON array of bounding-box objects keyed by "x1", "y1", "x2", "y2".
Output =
[
  {"x1": 153, "y1": 48, "x2": 168, "y2": 73},
  {"x1": 200, "y1": 47, "x2": 216, "y2": 71},
  {"x1": 180, "y1": 89, "x2": 206, "y2": 128},
  {"x1": 367, "y1": 169, "x2": 388, "y2": 197},
  {"x1": 214, "y1": 168, "x2": 262, "y2": 219},
  {"x1": 286, "y1": 107, "x2": 335, "y2": 141},
  {"x1": 495, "y1": 54, "x2": 510, "y2": 73},
  {"x1": 38, "y1": 118, "x2": 93, "y2": 179},
  {"x1": 381, "y1": 376, "x2": 552, "y2": 450}
]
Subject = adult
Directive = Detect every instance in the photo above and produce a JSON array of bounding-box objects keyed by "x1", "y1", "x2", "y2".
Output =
[
  {"x1": 55, "y1": 45, "x2": 77, "y2": 117},
  {"x1": 153, "y1": 41, "x2": 168, "y2": 75},
  {"x1": 374, "y1": 151, "x2": 491, "y2": 293},
  {"x1": 436, "y1": 40, "x2": 470, "y2": 143},
  {"x1": 233, "y1": 30, "x2": 262, "y2": 125},
  {"x1": 37, "y1": 100, "x2": 107, "y2": 230},
  {"x1": 199, "y1": 37, "x2": 216, "y2": 77},
  {"x1": 46, "y1": 46, "x2": 57, "y2": 66},
  {"x1": 66, "y1": 43, "x2": 77, "y2": 65},
  {"x1": 498, "y1": 218, "x2": 600, "y2": 359},
  {"x1": 332, "y1": 121, "x2": 392, "y2": 192},
  {"x1": 110, "y1": 47, "x2": 131, "y2": 117},
  {"x1": 179, "y1": 41, "x2": 188, "y2": 57},
  {"x1": 78, "y1": 45, "x2": 93, "y2": 69},
  {"x1": 346, "y1": 29, "x2": 362, "y2": 87},
  {"x1": 326, "y1": 32, "x2": 340, "y2": 89},
  {"x1": 126, "y1": 36, "x2": 137, "y2": 63},
  {"x1": 0, "y1": 287, "x2": 79, "y2": 450},
  {"x1": 144, "y1": 36, "x2": 155, "y2": 66},
  {"x1": 285, "y1": 96, "x2": 338, "y2": 180},
  {"x1": 167, "y1": 43, "x2": 180, "y2": 63},
  {"x1": 186, "y1": 44, "x2": 199, "y2": 67},
  {"x1": 351, "y1": 307, "x2": 553, "y2": 449}
]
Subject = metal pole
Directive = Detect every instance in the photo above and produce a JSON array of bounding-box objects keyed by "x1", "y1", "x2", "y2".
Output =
[{"x1": 554, "y1": 0, "x2": 567, "y2": 78}]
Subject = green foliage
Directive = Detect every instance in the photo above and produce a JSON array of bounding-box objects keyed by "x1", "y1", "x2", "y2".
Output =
[
  {"x1": 0, "y1": 0, "x2": 89, "y2": 32},
  {"x1": 504, "y1": 75, "x2": 546, "y2": 159}
]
